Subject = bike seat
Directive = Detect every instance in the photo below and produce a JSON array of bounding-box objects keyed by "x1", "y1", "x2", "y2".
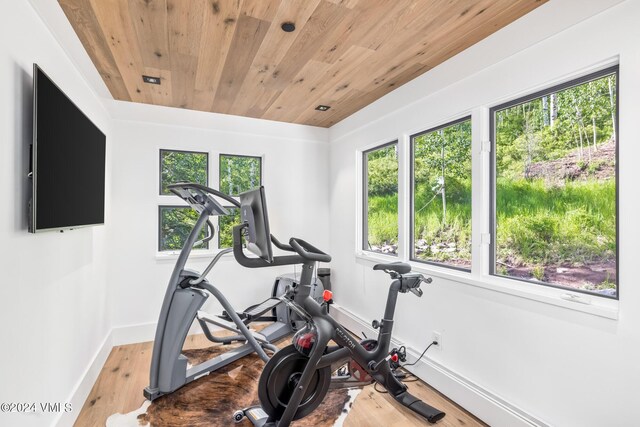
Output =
[{"x1": 373, "y1": 262, "x2": 411, "y2": 275}]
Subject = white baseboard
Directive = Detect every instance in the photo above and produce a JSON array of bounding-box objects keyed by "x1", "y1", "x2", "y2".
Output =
[
  {"x1": 111, "y1": 320, "x2": 205, "y2": 346},
  {"x1": 331, "y1": 304, "x2": 550, "y2": 427},
  {"x1": 111, "y1": 321, "x2": 157, "y2": 346},
  {"x1": 56, "y1": 320, "x2": 213, "y2": 426},
  {"x1": 54, "y1": 331, "x2": 114, "y2": 427}
]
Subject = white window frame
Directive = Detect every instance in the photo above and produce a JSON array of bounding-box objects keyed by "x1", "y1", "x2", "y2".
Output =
[
  {"x1": 355, "y1": 61, "x2": 620, "y2": 320},
  {"x1": 359, "y1": 140, "x2": 400, "y2": 257},
  {"x1": 156, "y1": 149, "x2": 265, "y2": 259},
  {"x1": 490, "y1": 65, "x2": 619, "y2": 301},
  {"x1": 409, "y1": 116, "x2": 473, "y2": 272}
]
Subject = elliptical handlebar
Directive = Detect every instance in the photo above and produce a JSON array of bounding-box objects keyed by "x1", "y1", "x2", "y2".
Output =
[
  {"x1": 289, "y1": 238, "x2": 332, "y2": 263},
  {"x1": 168, "y1": 182, "x2": 240, "y2": 211},
  {"x1": 193, "y1": 219, "x2": 215, "y2": 247}
]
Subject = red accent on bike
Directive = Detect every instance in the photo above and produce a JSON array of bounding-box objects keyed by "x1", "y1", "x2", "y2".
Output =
[
  {"x1": 323, "y1": 290, "x2": 333, "y2": 302},
  {"x1": 296, "y1": 332, "x2": 316, "y2": 349},
  {"x1": 391, "y1": 354, "x2": 399, "y2": 363}
]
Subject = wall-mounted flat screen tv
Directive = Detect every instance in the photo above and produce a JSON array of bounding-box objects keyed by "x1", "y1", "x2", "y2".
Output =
[{"x1": 29, "y1": 64, "x2": 106, "y2": 233}]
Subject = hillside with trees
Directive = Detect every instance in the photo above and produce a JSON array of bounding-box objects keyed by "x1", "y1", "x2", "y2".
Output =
[{"x1": 365, "y1": 71, "x2": 617, "y2": 296}]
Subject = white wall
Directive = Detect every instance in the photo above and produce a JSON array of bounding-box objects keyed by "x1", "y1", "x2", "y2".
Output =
[
  {"x1": 107, "y1": 104, "x2": 330, "y2": 335},
  {"x1": 328, "y1": 1, "x2": 638, "y2": 426},
  {"x1": 0, "y1": 2, "x2": 112, "y2": 427},
  {"x1": 5, "y1": 0, "x2": 638, "y2": 426}
]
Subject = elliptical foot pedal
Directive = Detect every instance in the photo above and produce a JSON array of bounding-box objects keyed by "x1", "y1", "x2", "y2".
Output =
[
  {"x1": 243, "y1": 297, "x2": 282, "y2": 319},
  {"x1": 197, "y1": 311, "x2": 243, "y2": 333}
]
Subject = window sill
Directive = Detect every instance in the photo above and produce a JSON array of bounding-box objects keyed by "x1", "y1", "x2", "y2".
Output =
[
  {"x1": 355, "y1": 251, "x2": 619, "y2": 320},
  {"x1": 155, "y1": 249, "x2": 234, "y2": 261}
]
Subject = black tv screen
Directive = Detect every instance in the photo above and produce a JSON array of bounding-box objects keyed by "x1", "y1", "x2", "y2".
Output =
[{"x1": 30, "y1": 65, "x2": 106, "y2": 232}]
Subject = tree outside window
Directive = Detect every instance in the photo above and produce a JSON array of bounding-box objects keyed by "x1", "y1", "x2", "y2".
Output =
[
  {"x1": 158, "y1": 150, "x2": 209, "y2": 252},
  {"x1": 493, "y1": 68, "x2": 618, "y2": 298},
  {"x1": 412, "y1": 118, "x2": 472, "y2": 270},
  {"x1": 160, "y1": 150, "x2": 208, "y2": 195},
  {"x1": 218, "y1": 155, "x2": 262, "y2": 248},
  {"x1": 363, "y1": 142, "x2": 399, "y2": 255}
]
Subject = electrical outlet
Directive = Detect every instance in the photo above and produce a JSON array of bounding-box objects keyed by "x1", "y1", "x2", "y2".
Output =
[{"x1": 432, "y1": 331, "x2": 442, "y2": 350}]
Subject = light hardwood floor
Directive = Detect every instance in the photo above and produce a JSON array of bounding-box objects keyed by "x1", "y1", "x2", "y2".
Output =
[{"x1": 74, "y1": 334, "x2": 487, "y2": 426}]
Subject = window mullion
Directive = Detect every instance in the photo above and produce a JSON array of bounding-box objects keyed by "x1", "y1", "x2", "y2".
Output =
[
  {"x1": 211, "y1": 150, "x2": 220, "y2": 250},
  {"x1": 397, "y1": 134, "x2": 410, "y2": 261},
  {"x1": 472, "y1": 107, "x2": 489, "y2": 276}
]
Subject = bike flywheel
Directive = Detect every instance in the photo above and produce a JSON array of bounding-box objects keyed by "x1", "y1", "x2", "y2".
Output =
[{"x1": 258, "y1": 344, "x2": 331, "y2": 421}]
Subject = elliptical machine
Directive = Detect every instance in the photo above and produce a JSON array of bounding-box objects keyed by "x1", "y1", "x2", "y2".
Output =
[
  {"x1": 144, "y1": 183, "x2": 315, "y2": 401},
  {"x1": 231, "y1": 186, "x2": 445, "y2": 426}
]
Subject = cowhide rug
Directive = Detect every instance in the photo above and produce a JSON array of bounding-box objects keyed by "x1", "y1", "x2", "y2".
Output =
[{"x1": 107, "y1": 344, "x2": 361, "y2": 427}]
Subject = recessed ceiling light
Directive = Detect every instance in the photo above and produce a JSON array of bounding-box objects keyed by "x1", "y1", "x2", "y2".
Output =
[
  {"x1": 281, "y1": 22, "x2": 296, "y2": 32},
  {"x1": 142, "y1": 75, "x2": 161, "y2": 85},
  {"x1": 315, "y1": 105, "x2": 331, "y2": 111}
]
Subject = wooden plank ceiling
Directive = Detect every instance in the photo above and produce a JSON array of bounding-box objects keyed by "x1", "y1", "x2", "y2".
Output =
[{"x1": 59, "y1": 0, "x2": 546, "y2": 127}]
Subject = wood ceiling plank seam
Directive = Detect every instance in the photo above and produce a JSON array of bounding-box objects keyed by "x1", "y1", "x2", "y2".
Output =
[
  {"x1": 310, "y1": 0, "x2": 427, "y2": 66},
  {"x1": 167, "y1": 0, "x2": 206, "y2": 108},
  {"x1": 211, "y1": 14, "x2": 271, "y2": 114},
  {"x1": 167, "y1": 0, "x2": 206, "y2": 56},
  {"x1": 261, "y1": 59, "x2": 333, "y2": 121},
  {"x1": 417, "y1": 0, "x2": 549, "y2": 72},
  {"x1": 262, "y1": 0, "x2": 351, "y2": 92},
  {"x1": 193, "y1": 0, "x2": 244, "y2": 111},
  {"x1": 430, "y1": 0, "x2": 548, "y2": 68},
  {"x1": 227, "y1": 0, "x2": 322, "y2": 116},
  {"x1": 310, "y1": 0, "x2": 394, "y2": 65},
  {"x1": 393, "y1": 0, "x2": 459, "y2": 35},
  {"x1": 347, "y1": 41, "x2": 437, "y2": 94},
  {"x1": 325, "y1": 0, "x2": 359, "y2": 9},
  {"x1": 265, "y1": 44, "x2": 373, "y2": 122},
  {"x1": 286, "y1": 45, "x2": 376, "y2": 121},
  {"x1": 318, "y1": 62, "x2": 429, "y2": 127},
  {"x1": 295, "y1": 87, "x2": 363, "y2": 126},
  {"x1": 346, "y1": 0, "x2": 425, "y2": 52},
  {"x1": 241, "y1": 0, "x2": 282, "y2": 21},
  {"x1": 324, "y1": 2, "x2": 532, "y2": 125},
  {"x1": 324, "y1": 1, "x2": 435, "y2": 93},
  {"x1": 347, "y1": 0, "x2": 548, "y2": 117},
  {"x1": 88, "y1": 0, "x2": 153, "y2": 103},
  {"x1": 355, "y1": 0, "x2": 475, "y2": 68},
  {"x1": 327, "y1": 1, "x2": 539, "y2": 119},
  {"x1": 263, "y1": 66, "x2": 341, "y2": 122},
  {"x1": 58, "y1": 0, "x2": 131, "y2": 100},
  {"x1": 127, "y1": 0, "x2": 171, "y2": 70},
  {"x1": 346, "y1": 0, "x2": 507, "y2": 94}
]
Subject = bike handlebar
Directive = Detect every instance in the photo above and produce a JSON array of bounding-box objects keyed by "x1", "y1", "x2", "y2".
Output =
[
  {"x1": 289, "y1": 238, "x2": 332, "y2": 263},
  {"x1": 271, "y1": 234, "x2": 295, "y2": 252}
]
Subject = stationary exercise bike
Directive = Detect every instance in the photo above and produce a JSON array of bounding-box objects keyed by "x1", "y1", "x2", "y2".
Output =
[
  {"x1": 231, "y1": 186, "x2": 445, "y2": 426},
  {"x1": 144, "y1": 183, "x2": 324, "y2": 401}
]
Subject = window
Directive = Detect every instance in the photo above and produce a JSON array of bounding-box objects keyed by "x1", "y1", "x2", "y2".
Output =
[
  {"x1": 363, "y1": 142, "x2": 398, "y2": 255},
  {"x1": 159, "y1": 149, "x2": 208, "y2": 194},
  {"x1": 159, "y1": 206, "x2": 208, "y2": 252},
  {"x1": 218, "y1": 154, "x2": 262, "y2": 247},
  {"x1": 158, "y1": 150, "x2": 209, "y2": 252},
  {"x1": 411, "y1": 117, "x2": 472, "y2": 270},
  {"x1": 491, "y1": 67, "x2": 618, "y2": 298}
]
